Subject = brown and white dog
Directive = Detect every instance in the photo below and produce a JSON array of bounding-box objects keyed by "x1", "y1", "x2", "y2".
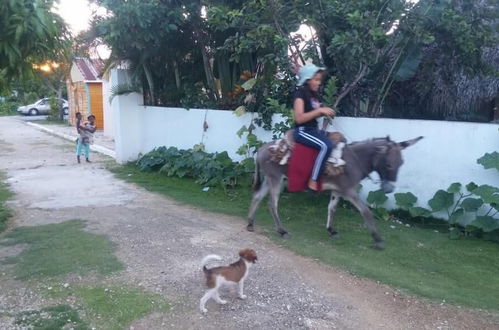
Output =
[{"x1": 199, "y1": 248, "x2": 257, "y2": 313}]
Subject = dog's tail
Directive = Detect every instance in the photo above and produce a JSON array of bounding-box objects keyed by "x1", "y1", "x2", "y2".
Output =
[{"x1": 201, "y1": 254, "x2": 222, "y2": 271}]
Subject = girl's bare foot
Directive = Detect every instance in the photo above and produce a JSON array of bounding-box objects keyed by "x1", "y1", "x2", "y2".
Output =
[{"x1": 308, "y1": 179, "x2": 319, "y2": 191}]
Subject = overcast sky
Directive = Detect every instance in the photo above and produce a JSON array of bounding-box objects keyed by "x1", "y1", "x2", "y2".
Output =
[{"x1": 54, "y1": 0, "x2": 97, "y2": 34}]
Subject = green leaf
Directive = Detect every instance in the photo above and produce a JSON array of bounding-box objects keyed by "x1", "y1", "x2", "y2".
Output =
[
  {"x1": 234, "y1": 106, "x2": 246, "y2": 117},
  {"x1": 367, "y1": 190, "x2": 388, "y2": 206},
  {"x1": 394, "y1": 192, "x2": 417, "y2": 209},
  {"x1": 468, "y1": 216, "x2": 499, "y2": 233},
  {"x1": 236, "y1": 125, "x2": 248, "y2": 138},
  {"x1": 428, "y1": 190, "x2": 454, "y2": 212},
  {"x1": 372, "y1": 207, "x2": 390, "y2": 221},
  {"x1": 241, "y1": 78, "x2": 256, "y2": 91},
  {"x1": 466, "y1": 182, "x2": 478, "y2": 192},
  {"x1": 459, "y1": 198, "x2": 483, "y2": 212},
  {"x1": 449, "y1": 208, "x2": 464, "y2": 224},
  {"x1": 408, "y1": 206, "x2": 432, "y2": 217},
  {"x1": 394, "y1": 46, "x2": 423, "y2": 82},
  {"x1": 471, "y1": 185, "x2": 499, "y2": 204},
  {"x1": 447, "y1": 182, "x2": 461, "y2": 194},
  {"x1": 477, "y1": 152, "x2": 499, "y2": 172}
]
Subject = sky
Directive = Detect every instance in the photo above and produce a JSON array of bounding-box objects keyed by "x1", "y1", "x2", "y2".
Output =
[
  {"x1": 54, "y1": 0, "x2": 95, "y2": 34},
  {"x1": 54, "y1": 0, "x2": 110, "y2": 58}
]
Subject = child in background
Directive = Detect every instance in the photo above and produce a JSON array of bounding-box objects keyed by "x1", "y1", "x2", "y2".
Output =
[{"x1": 76, "y1": 115, "x2": 96, "y2": 163}]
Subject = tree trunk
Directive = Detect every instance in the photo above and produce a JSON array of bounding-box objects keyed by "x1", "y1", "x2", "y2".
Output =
[
  {"x1": 173, "y1": 60, "x2": 181, "y2": 89},
  {"x1": 200, "y1": 44, "x2": 219, "y2": 101},
  {"x1": 143, "y1": 63, "x2": 155, "y2": 105},
  {"x1": 57, "y1": 87, "x2": 64, "y2": 120}
]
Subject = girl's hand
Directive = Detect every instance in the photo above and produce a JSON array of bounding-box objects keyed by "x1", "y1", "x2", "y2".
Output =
[{"x1": 320, "y1": 107, "x2": 336, "y2": 117}]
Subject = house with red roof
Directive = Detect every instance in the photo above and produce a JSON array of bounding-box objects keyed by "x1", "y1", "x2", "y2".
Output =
[{"x1": 66, "y1": 57, "x2": 105, "y2": 129}]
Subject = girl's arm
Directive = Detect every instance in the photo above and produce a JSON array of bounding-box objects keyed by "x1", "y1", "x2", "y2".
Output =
[{"x1": 293, "y1": 98, "x2": 336, "y2": 124}]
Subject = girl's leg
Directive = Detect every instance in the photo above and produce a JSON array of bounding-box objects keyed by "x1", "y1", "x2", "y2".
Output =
[
  {"x1": 76, "y1": 139, "x2": 83, "y2": 163},
  {"x1": 293, "y1": 128, "x2": 333, "y2": 182},
  {"x1": 84, "y1": 144, "x2": 91, "y2": 162}
]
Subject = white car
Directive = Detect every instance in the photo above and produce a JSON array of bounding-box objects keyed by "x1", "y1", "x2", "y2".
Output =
[{"x1": 17, "y1": 98, "x2": 69, "y2": 116}]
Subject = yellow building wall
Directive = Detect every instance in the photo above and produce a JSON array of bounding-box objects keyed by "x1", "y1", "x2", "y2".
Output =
[
  {"x1": 66, "y1": 81, "x2": 104, "y2": 130},
  {"x1": 88, "y1": 83, "x2": 104, "y2": 130}
]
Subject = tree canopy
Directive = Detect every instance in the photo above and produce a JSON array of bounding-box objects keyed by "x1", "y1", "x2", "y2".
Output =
[
  {"x1": 0, "y1": 0, "x2": 70, "y2": 87},
  {"x1": 87, "y1": 0, "x2": 498, "y2": 121}
]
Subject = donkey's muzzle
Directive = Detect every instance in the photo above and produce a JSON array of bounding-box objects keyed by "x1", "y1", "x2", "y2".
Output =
[{"x1": 381, "y1": 181, "x2": 395, "y2": 194}]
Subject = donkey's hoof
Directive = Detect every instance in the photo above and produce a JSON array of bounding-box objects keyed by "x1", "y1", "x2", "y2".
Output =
[
  {"x1": 330, "y1": 232, "x2": 340, "y2": 240},
  {"x1": 279, "y1": 231, "x2": 290, "y2": 239},
  {"x1": 327, "y1": 228, "x2": 340, "y2": 239},
  {"x1": 246, "y1": 224, "x2": 254, "y2": 232},
  {"x1": 373, "y1": 241, "x2": 385, "y2": 250}
]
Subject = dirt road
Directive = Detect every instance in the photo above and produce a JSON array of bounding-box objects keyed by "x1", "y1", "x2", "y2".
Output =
[{"x1": 0, "y1": 116, "x2": 497, "y2": 329}]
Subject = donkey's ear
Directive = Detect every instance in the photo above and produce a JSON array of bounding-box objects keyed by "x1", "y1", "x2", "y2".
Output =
[{"x1": 398, "y1": 136, "x2": 423, "y2": 149}]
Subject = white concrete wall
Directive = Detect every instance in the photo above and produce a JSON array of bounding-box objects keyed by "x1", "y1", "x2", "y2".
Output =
[
  {"x1": 110, "y1": 78, "x2": 499, "y2": 208},
  {"x1": 102, "y1": 76, "x2": 113, "y2": 137}
]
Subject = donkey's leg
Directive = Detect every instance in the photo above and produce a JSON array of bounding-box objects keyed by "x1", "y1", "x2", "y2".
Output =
[
  {"x1": 267, "y1": 177, "x2": 289, "y2": 238},
  {"x1": 346, "y1": 192, "x2": 384, "y2": 250},
  {"x1": 326, "y1": 193, "x2": 340, "y2": 239},
  {"x1": 247, "y1": 178, "x2": 269, "y2": 232}
]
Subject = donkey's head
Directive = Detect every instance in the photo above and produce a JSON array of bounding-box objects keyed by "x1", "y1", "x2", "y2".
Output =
[{"x1": 372, "y1": 136, "x2": 423, "y2": 193}]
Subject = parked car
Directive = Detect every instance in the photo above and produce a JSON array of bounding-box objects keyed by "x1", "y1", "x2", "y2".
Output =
[{"x1": 17, "y1": 98, "x2": 69, "y2": 116}]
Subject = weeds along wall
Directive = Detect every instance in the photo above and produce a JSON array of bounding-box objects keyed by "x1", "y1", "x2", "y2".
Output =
[{"x1": 111, "y1": 89, "x2": 499, "y2": 209}]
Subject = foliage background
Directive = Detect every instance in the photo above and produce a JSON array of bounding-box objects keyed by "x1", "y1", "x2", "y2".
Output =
[{"x1": 86, "y1": 0, "x2": 498, "y2": 123}]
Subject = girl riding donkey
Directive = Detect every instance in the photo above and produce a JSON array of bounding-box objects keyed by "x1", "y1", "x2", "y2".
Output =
[
  {"x1": 293, "y1": 64, "x2": 337, "y2": 191},
  {"x1": 247, "y1": 64, "x2": 423, "y2": 249}
]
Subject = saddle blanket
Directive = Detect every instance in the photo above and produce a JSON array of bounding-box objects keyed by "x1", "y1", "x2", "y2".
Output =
[{"x1": 288, "y1": 144, "x2": 323, "y2": 192}]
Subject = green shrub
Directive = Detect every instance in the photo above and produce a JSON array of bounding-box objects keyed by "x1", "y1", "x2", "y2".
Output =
[
  {"x1": 47, "y1": 96, "x2": 60, "y2": 121},
  {"x1": 136, "y1": 146, "x2": 253, "y2": 187},
  {"x1": 0, "y1": 101, "x2": 18, "y2": 116}
]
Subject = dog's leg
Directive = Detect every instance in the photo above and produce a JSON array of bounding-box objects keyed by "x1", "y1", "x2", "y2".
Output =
[
  {"x1": 238, "y1": 280, "x2": 247, "y2": 300},
  {"x1": 214, "y1": 290, "x2": 227, "y2": 305},
  {"x1": 200, "y1": 288, "x2": 216, "y2": 313}
]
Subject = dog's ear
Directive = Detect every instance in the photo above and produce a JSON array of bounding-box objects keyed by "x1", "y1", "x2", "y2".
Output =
[{"x1": 239, "y1": 249, "x2": 247, "y2": 258}]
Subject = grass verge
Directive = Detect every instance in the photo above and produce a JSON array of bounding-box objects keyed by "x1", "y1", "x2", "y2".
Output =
[
  {"x1": 0, "y1": 175, "x2": 13, "y2": 233},
  {"x1": 47, "y1": 285, "x2": 170, "y2": 330},
  {"x1": 0, "y1": 220, "x2": 123, "y2": 279},
  {"x1": 111, "y1": 163, "x2": 499, "y2": 311}
]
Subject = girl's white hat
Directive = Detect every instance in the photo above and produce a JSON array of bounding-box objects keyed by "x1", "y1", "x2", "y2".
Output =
[{"x1": 297, "y1": 64, "x2": 326, "y2": 86}]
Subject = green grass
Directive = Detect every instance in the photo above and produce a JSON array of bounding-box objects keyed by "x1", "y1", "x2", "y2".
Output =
[
  {"x1": 15, "y1": 305, "x2": 89, "y2": 330},
  {"x1": 0, "y1": 220, "x2": 123, "y2": 279},
  {"x1": 111, "y1": 163, "x2": 499, "y2": 311},
  {"x1": 45, "y1": 285, "x2": 170, "y2": 330},
  {"x1": 0, "y1": 175, "x2": 13, "y2": 233},
  {"x1": 77, "y1": 286, "x2": 169, "y2": 330}
]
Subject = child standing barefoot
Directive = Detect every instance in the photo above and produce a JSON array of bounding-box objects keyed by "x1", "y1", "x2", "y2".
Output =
[{"x1": 76, "y1": 115, "x2": 96, "y2": 163}]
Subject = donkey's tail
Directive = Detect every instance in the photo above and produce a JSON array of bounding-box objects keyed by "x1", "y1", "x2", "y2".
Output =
[{"x1": 252, "y1": 154, "x2": 262, "y2": 191}]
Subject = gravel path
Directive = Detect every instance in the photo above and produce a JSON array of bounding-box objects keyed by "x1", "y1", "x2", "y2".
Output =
[{"x1": 0, "y1": 116, "x2": 498, "y2": 330}]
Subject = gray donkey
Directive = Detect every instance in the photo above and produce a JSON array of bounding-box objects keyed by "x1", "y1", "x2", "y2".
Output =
[{"x1": 247, "y1": 136, "x2": 423, "y2": 250}]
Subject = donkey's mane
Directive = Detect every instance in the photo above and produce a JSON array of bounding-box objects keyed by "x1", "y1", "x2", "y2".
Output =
[{"x1": 348, "y1": 137, "x2": 394, "y2": 148}]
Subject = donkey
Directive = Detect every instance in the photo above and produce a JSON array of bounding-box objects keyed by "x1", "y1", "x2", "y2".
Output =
[{"x1": 247, "y1": 136, "x2": 423, "y2": 250}]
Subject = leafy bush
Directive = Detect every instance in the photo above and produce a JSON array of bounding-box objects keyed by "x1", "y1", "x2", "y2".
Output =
[
  {"x1": 47, "y1": 96, "x2": 60, "y2": 121},
  {"x1": 136, "y1": 146, "x2": 254, "y2": 187},
  {"x1": 368, "y1": 183, "x2": 499, "y2": 242},
  {"x1": 0, "y1": 101, "x2": 18, "y2": 116}
]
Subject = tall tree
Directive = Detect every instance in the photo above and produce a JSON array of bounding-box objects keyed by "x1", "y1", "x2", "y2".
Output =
[{"x1": 0, "y1": 0, "x2": 70, "y2": 88}]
